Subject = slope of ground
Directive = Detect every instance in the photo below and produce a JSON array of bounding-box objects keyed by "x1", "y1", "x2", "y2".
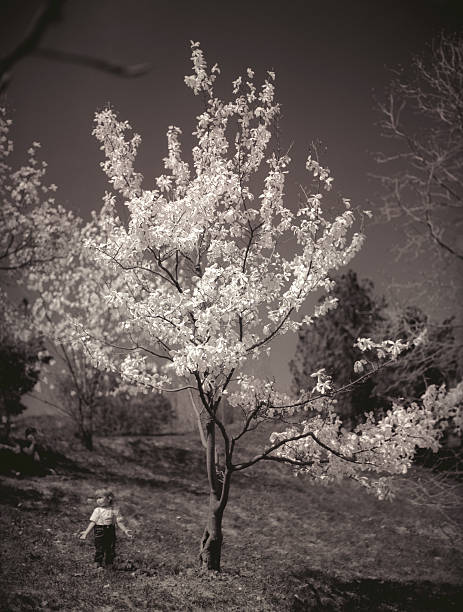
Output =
[{"x1": 0, "y1": 421, "x2": 462, "y2": 611}]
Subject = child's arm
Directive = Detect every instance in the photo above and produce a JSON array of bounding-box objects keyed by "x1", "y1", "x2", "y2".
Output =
[
  {"x1": 116, "y1": 517, "x2": 133, "y2": 538},
  {"x1": 79, "y1": 521, "x2": 95, "y2": 539}
]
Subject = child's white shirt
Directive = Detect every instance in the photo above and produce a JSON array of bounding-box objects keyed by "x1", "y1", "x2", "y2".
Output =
[{"x1": 90, "y1": 506, "x2": 123, "y2": 525}]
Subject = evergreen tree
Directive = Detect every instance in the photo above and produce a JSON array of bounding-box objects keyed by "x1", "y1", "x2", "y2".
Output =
[
  {"x1": 0, "y1": 330, "x2": 50, "y2": 438},
  {"x1": 290, "y1": 270, "x2": 386, "y2": 427}
]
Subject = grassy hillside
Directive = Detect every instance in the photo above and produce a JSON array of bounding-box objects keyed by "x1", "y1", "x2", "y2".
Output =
[{"x1": 1, "y1": 420, "x2": 462, "y2": 611}]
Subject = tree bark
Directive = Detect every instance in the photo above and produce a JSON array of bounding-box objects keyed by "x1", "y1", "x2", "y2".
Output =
[
  {"x1": 80, "y1": 428, "x2": 93, "y2": 451},
  {"x1": 199, "y1": 494, "x2": 224, "y2": 571},
  {"x1": 198, "y1": 417, "x2": 231, "y2": 571}
]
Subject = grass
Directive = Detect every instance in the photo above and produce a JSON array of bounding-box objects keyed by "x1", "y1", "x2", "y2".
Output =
[{"x1": 1, "y1": 418, "x2": 462, "y2": 611}]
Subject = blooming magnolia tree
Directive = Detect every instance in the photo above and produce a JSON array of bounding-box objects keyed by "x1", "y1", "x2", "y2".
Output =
[
  {"x1": 0, "y1": 106, "x2": 78, "y2": 433},
  {"x1": 75, "y1": 44, "x2": 461, "y2": 570}
]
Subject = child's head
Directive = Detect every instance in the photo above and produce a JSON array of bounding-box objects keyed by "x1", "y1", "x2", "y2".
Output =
[
  {"x1": 95, "y1": 488, "x2": 114, "y2": 507},
  {"x1": 25, "y1": 427, "x2": 37, "y2": 440}
]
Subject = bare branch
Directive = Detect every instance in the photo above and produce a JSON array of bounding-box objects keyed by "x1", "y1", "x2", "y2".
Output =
[
  {"x1": 34, "y1": 47, "x2": 151, "y2": 78},
  {"x1": 0, "y1": 0, "x2": 152, "y2": 93}
]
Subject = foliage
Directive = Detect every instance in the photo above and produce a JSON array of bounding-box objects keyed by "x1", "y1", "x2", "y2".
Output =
[
  {"x1": 84, "y1": 46, "x2": 364, "y2": 395},
  {"x1": 270, "y1": 382, "x2": 462, "y2": 496},
  {"x1": 0, "y1": 300, "x2": 51, "y2": 436},
  {"x1": 0, "y1": 336, "x2": 46, "y2": 426},
  {"x1": 290, "y1": 270, "x2": 386, "y2": 427}
]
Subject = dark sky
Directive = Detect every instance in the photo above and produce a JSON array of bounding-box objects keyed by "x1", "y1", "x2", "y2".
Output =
[{"x1": 1, "y1": 0, "x2": 461, "y2": 389}]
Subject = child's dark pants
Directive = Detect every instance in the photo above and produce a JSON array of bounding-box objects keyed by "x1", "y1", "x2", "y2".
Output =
[{"x1": 94, "y1": 525, "x2": 116, "y2": 566}]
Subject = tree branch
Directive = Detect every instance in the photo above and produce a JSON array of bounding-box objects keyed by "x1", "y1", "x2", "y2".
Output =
[{"x1": 34, "y1": 47, "x2": 151, "y2": 78}]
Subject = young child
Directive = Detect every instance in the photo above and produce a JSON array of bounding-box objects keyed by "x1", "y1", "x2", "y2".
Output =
[{"x1": 80, "y1": 488, "x2": 133, "y2": 569}]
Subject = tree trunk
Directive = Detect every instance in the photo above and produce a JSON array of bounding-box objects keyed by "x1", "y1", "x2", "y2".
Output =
[
  {"x1": 80, "y1": 428, "x2": 93, "y2": 451},
  {"x1": 199, "y1": 495, "x2": 224, "y2": 571},
  {"x1": 198, "y1": 417, "x2": 231, "y2": 571}
]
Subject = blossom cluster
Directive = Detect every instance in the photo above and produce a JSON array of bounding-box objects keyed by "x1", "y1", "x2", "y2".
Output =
[
  {"x1": 0, "y1": 107, "x2": 75, "y2": 280},
  {"x1": 270, "y1": 382, "x2": 463, "y2": 498},
  {"x1": 22, "y1": 192, "x2": 141, "y2": 407}
]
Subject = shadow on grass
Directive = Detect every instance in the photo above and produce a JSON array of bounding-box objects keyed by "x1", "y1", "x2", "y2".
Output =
[
  {"x1": 0, "y1": 481, "x2": 43, "y2": 506},
  {"x1": 285, "y1": 568, "x2": 463, "y2": 611},
  {"x1": 0, "y1": 446, "x2": 89, "y2": 478},
  {"x1": 99, "y1": 469, "x2": 208, "y2": 497},
  {"x1": 116, "y1": 437, "x2": 204, "y2": 473},
  {"x1": 0, "y1": 478, "x2": 83, "y2": 510},
  {"x1": 94, "y1": 437, "x2": 208, "y2": 495}
]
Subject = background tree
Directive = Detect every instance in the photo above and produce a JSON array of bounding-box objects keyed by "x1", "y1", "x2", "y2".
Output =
[
  {"x1": 291, "y1": 271, "x2": 463, "y2": 428},
  {"x1": 23, "y1": 203, "x2": 137, "y2": 450},
  {"x1": 45, "y1": 367, "x2": 174, "y2": 444},
  {"x1": 69, "y1": 44, "x2": 460, "y2": 571},
  {"x1": 376, "y1": 33, "x2": 463, "y2": 309},
  {"x1": 373, "y1": 305, "x2": 462, "y2": 404},
  {"x1": 38, "y1": 353, "x2": 117, "y2": 450},
  {"x1": 92, "y1": 386, "x2": 174, "y2": 437},
  {"x1": 0, "y1": 104, "x2": 171, "y2": 451},
  {"x1": 0, "y1": 106, "x2": 74, "y2": 280},
  {"x1": 290, "y1": 270, "x2": 386, "y2": 428},
  {"x1": 0, "y1": 106, "x2": 73, "y2": 440}
]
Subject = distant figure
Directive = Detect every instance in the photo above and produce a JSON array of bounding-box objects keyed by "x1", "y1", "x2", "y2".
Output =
[
  {"x1": 0, "y1": 427, "x2": 42, "y2": 475},
  {"x1": 16, "y1": 427, "x2": 48, "y2": 476},
  {"x1": 0, "y1": 426, "x2": 57, "y2": 476},
  {"x1": 79, "y1": 488, "x2": 133, "y2": 570},
  {"x1": 22, "y1": 427, "x2": 41, "y2": 462}
]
